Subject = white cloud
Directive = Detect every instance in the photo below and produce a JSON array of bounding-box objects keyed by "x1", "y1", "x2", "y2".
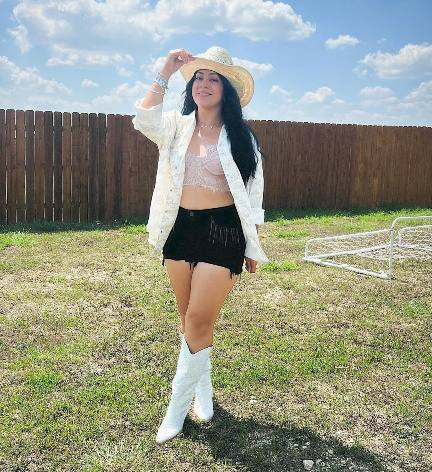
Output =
[
  {"x1": 232, "y1": 57, "x2": 274, "y2": 78},
  {"x1": 355, "y1": 81, "x2": 432, "y2": 119},
  {"x1": 353, "y1": 64, "x2": 368, "y2": 78},
  {"x1": 267, "y1": 91, "x2": 431, "y2": 126},
  {"x1": 325, "y1": 34, "x2": 359, "y2": 49},
  {"x1": 13, "y1": 1, "x2": 72, "y2": 38},
  {"x1": 8, "y1": 24, "x2": 32, "y2": 53},
  {"x1": 298, "y1": 86, "x2": 334, "y2": 104},
  {"x1": 270, "y1": 84, "x2": 293, "y2": 102},
  {"x1": 397, "y1": 79, "x2": 432, "y2": 114},
  {"x1": 359, "y1": 86, "x2": 394, "y2": 99},
  {"x1": 357, "y1": 42, "x2": 432, "y2": 79},
  {"x1": 0, "y1": 55, "x2": 71, "y2": 95},
  {"x1": 11, "y1": 0, "x2": 315, "y2": 53},
  {"x1": 263, "y1": 80, "x2": 432, "y2": 127},
  {"x1": 47, "y1": 44, "x2": 134, "y2": 67},
  {"x1": 141, "y1": 0, "x2": 315, "y2": 42},
  {"x1": 0, "y1": 74, "x2": 153, "y2": 114},
  {"x1": 404, "y1": 79, "x2": 432, "y2": 103},
  {"x1": 332, "y1": 108, "x2": 413, "y2": 126},
  {"x1": 221, "y1": 0, "x2": 316, "y2": 41},
  {"x1": 117, "y1": 66, "x2": 133, "y2": 78},
  {"x1": 91, "y1": 81, "x2": 148, "y2": 110},
  {"x1": 18, "y1": 78, "x2": 187, "y2": 114},
  {"x1": 359, "y1": 86, "x2": 398, "y2": 107},
  {"x1": 81, "y1": 79, "x2": 99, "y2": 88}
]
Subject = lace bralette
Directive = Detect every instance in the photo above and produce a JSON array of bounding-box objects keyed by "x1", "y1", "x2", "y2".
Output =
[{"x1": 183, "y1": 144, "x2": 230, "y2": 193}]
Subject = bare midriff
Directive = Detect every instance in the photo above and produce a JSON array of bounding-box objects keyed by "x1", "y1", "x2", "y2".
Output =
[{"x1": 180, "y1": 186, "x2": 234, "y2": 209}]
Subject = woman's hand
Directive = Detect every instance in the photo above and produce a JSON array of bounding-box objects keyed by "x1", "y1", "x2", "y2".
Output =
[
  {"x1": 245, "y1": 226, "x2": 260, "y2": 273},
  {"x1": 245, "y1": 257, "x2": 257, "y2": 273},
  {"x1": 161, "y1": 48, "x2": 196, "y2": 78}
]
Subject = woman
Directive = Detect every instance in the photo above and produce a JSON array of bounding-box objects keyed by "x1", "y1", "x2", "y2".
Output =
[{"x1": 132, "y1": 46, "x2": 269, "y2": 444}]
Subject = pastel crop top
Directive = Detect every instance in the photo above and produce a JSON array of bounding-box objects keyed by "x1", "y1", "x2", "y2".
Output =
[{"x1": 183, "y1": 144, "x2": 230, "y2": 192}]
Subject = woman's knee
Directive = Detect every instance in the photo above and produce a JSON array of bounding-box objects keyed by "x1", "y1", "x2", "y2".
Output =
[{"x1": 184, "y1": 308, "x2": 214, "y2": 334}]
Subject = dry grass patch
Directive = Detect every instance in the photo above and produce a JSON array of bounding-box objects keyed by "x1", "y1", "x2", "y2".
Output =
[{"x1": 0, "y1": 206, "x2": 431, "y2": 471}]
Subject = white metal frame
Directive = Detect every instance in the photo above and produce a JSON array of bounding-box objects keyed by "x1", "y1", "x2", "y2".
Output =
[{"x1": 303, "y1": 215, "x2": 432, "y2": 279}]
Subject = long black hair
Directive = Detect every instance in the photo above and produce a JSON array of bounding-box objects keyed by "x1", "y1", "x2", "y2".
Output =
[{"x1": 180, "y1": 71, "x2": 265, "y2": 187}]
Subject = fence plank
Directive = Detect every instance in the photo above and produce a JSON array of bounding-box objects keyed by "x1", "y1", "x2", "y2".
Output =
[
  {"x1": 113, "y1": 115, "x2": 122, "y2": 220},
  {"x1": 88, "y1": 113, "x2": 98, "y2": 221},
  {"x1": 128, "y1": 113, "x2": 139, "y2": 217},
  {"x1": 0, "y1": 110, "x2": 6, "y2": 224},
  {"x1": 134, "y1": 118, "x2": 156, "y2": 218},
  {"x1": 34, "y1": 112, "x2": 44, "y2": 221},
  {"x1": 97, "y1": 113, "x2": 107, "y2": 222},
  {"x1": 80, "y1": 113, "x2": 89, "y2": 223},
  {"x1": 44, "y1": 111, "x2": 53, "y2": 222},
  {"x1": 6, "y1": 110, "x2": 16, "y2": 224},
  {"x1": 63, "y1": 113, "x2": 72, "y2": 223},
  {"x1": 16, "y1": 111, "x2": 26, "y2": 222},
  {"x1": 287, "y1": 122, "x2": 299, "y2": 209},
  {"x1": 105, "y1": 114, "x2": 115, "y2": 222},
  {"x1": 425, "y1": 128, "x2": 432, "y2": 207},
  {"x1": 320, "y1": 123, "x2": 332, "y2": 208},
  {"x1": 53, "y1": 112, "x2": 63, "y2": 222},
  {"x1": 71, "y1": 113, "x2": 80, "y2": 222},
  {"x1": 25, "y1": 111, "x2": 35, "y2": 222},
  {"x1": 120, "y1": 115, "x2": 130, "y2": 218},
  {"x1": 417, "y1": 127, "x2": 432, "y2": 206}
]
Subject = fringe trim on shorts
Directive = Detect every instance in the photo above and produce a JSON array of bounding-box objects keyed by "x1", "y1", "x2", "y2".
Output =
[
  {"x1": 163, "y1": 257, "x2": 242, "y2": 280},
  {"x1": 208, "y1": 217, "x2": 241, "y2": 248},
  {"x1": 208, "y1": 216, "x2": 243, "y2": 280}
]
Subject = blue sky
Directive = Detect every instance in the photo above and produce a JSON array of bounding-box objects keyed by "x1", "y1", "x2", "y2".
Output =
[{"x1": 1, "y1": 0, "x2": 431, "y2": 126}]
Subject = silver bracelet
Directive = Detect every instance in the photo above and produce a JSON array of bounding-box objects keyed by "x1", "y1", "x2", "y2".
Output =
[
  {"x1": 149, "y1": 88, "x2": 165, "y2": 95},
  {"x1": 154, "y1": 71, "x2": 169, "y2": 91}
]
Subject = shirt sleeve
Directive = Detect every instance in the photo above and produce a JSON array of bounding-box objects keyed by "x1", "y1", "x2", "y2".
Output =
[
  {"x1": 131, "y1": 99, "x2": 178, "y2": 150},
  {"x1": 246, "y1": 138, "x2": 265, "y2": 225}
]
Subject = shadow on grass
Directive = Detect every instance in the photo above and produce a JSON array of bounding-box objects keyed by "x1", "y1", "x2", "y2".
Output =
[{"x1": 175, "y1": 401, "x2": 389, "y2": 472}]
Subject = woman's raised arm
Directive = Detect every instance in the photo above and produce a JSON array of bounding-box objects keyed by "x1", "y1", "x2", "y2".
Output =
[{"x1": 132, "y1": 49, "x2": 195, "y2": 148}]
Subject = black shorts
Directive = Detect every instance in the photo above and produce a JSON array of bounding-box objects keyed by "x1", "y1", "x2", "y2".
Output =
[{"x1": 162, "y1": 204, "x2": 246, "y2": 280}]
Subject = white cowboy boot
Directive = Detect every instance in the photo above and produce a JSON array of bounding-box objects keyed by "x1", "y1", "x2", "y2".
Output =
[
  {"x1": 193, "y1": 357, "x2": 214, "y2": 422},
  {"x1": 179, "y1": 331, "x2": 214, "y2": 422},
  {"x1": 156, "y1": 335, "x2": 213, "y2": 444}
]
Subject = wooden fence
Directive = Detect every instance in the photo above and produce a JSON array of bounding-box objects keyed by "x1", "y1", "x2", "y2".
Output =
[{"x1": 0, "y1": 108, "x2": 431, "y2": 225}]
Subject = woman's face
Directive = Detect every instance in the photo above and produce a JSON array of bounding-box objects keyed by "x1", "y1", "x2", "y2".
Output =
[{"x1": 191, "y1": 69, "x2": 224, "y2": 109}]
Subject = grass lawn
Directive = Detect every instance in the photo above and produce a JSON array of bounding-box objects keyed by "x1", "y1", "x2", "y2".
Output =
[{"x1": 0, "y1": 205, "x2": 431, "y2": 472}]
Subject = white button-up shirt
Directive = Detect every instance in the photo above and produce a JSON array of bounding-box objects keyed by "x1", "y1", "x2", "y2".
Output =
[{"x1": 131, "y1": 99, "x2": 270, "y2": 264}]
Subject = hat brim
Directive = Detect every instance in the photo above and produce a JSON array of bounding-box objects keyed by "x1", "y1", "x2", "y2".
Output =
[{"x1": 179, "y1": 58, "x2": 254, "y2": 108}]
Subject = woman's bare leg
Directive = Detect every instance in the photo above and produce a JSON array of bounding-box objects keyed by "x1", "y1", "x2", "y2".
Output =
[
  {"x1": 163, "y1": 259, "x2": 194, "y2": 334},
  {"x1": 185, "y1": 262, "x2": 239, "y2": 353}
]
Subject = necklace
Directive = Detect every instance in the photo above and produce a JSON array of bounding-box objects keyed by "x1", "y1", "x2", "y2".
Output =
[{"x1": 197, "y1": 120, "x2": 223, "y2": 129}]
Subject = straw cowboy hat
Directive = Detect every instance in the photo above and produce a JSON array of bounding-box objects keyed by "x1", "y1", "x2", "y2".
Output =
[{"x1": 179, "y1": 46, "x2": 254, "y2": 107}]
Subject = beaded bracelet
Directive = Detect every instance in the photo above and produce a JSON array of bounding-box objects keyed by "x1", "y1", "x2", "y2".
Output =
[{"x1": 154, "y1": 71, "x2": 169, "y2": 91}]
